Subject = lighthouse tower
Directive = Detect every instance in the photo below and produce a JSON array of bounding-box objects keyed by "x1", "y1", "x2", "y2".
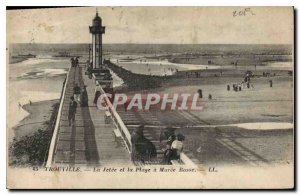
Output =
[{"x1": 89, "y1": 11, "x2": 105, "y2": 69}]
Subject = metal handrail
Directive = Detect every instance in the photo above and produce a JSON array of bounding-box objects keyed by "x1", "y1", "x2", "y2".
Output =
[
  {"x1": 179, "y1": 152, "x2": 197, "y2": 166},
  {"x1": 45, "y1": 66, "x2": 71, "y2": 167},
  {"x1": 95, "y1": 82, "x2": 132, "y2": 154}
]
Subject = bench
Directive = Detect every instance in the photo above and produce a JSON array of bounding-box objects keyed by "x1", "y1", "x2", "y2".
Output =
[
  {"x1": 113, "y1": 128, "x2": 123, "y2": 147},
  {"x1": 105, "y1": 111, "x2": 111, "y2": 117},
  {"x1": 171, "y1": 160, "x2": 181, "y2": 165},
  {"x1": 113, "y1": 128, "x2": 122, "y2": 138},
  {"x1": 104, "y1": 111, "x2": 111, "y2": 124}
]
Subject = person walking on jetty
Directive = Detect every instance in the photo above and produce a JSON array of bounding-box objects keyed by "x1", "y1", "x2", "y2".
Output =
[
  {"x1": 73, "y1": 83, "x2": 81, "y2": 103},
  {"x1": 81, "y1": 86, "x2": 88, "y2": 107},
  {"x1": 87, "y1": 63, "x2": 93, "y2": 79},
  {"x1": 70, "y1": 58, "x2": 75, "y2": 67},
  {"x1": 75, "y1": 57, "x2": 79, "y2": 67},
  {"x1": 68, "y1": 96, "x2": 77, "y2": 126}
]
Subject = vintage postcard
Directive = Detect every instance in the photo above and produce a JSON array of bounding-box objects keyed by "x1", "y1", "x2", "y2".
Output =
[{"x1": 6, "y1": 6, "x2": 294, "y2": 189}]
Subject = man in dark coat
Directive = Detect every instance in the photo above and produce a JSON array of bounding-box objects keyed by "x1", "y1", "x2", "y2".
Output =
[
  {"x1": 68, "y1": 96, "x2": 78, "y2": 126},
  {"x1": 131, "y1": 125, "x2": 157, "y2": 163},
  {"x1": 73, "y1": 83, "x2": 81, "y2": 103},
  {"x1": 81, "y1": 86, "x2": 88, "y2": 107},
  {"x1": 75, "y1": 57, "x2": 79, "y2": 67},
  {"x1": 159, "y1": 127, "x2": 176, "y2": 143}
]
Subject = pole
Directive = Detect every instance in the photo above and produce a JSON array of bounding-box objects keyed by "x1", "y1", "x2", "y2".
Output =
[{"x1": 88, "y1": 44, "x2": 91, "y2": 62}]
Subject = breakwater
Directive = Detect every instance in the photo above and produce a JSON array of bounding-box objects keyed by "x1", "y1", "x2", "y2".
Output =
[{"x1": 105, "y1": 60, "x2": 170, "y2": 90}]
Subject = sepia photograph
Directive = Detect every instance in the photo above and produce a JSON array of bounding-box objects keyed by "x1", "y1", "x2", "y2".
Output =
[{"x1": 6, "y1": 6, "x2": 294, "y2": 189}]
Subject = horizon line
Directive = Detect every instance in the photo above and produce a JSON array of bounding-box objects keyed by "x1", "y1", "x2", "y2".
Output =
[{"x1": 9, "y1": 42, "x2": 293, "y2": 45}]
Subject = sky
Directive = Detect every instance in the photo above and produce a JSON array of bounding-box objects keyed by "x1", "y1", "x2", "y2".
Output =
[{"x1": 6, "y1": 6, "x2": 294, "y2": 44}]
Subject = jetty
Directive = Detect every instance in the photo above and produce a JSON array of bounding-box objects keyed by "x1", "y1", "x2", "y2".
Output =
[
  {"x1": 46, "y1": 66, "x2": 132, "y2": 166},
  {"x1": 46, "y1": 11, "x2": 199, "y2": 167}
]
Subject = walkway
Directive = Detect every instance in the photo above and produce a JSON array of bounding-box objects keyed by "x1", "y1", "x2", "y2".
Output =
[{"x1": 53, "y1": 66, "x2": 131, "y2": 166}]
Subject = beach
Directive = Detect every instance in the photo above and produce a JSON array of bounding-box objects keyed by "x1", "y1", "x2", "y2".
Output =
[
  {"x1": 13, "y1": 99, "x2": 59, "y2": 139},
  {"x1": 8, "y1": 57, "x2": 69, "y2": 141},
  {"x1": 108, "y1": 54, "x2": 294, "y2": 165}
]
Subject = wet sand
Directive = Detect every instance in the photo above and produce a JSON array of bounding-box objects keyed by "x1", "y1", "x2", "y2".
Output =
[
  {"x1": 108, "y1": 53, "x2": 293, "y2": 76},
  {"x1": 12, "y1": 99, "x2": 59, "y2": 139},
  {"x1": 8, "y1": 58, "x2": 69, "y2": 141},
  {"x1": 114, "y1": 65, "x2": 293, "y2": 165},
  {"x1": 152, "y1": 73, "x2": 293, "y2": 124},
  {"x1": 9, "y1": 57, "x2": 28, "y2": 64}
]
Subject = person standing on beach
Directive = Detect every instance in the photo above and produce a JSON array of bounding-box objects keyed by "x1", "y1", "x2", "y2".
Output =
[
  {"x1": 68, "y1": 96, "x2": 77, "y2": 126},
  {"x1": 269, "y1": 80, "x2": 273, "y2": 88}
]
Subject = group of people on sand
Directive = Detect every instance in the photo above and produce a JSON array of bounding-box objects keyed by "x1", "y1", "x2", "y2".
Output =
[
  {"x1": 229, "y1": 81, "x2": 254, "y2": 92},
  {"x1": 228, "y1": 72, "x2": 254, "y2": 92},
  {"x1": 68, "y1": 83, "x2": 88, "y2": 126},
  {"x1": 160, "y1": 127, "x2": 185, "y2": 165}
]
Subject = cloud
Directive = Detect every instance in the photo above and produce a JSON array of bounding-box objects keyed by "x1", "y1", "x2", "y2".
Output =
[{"x1": 7, "y1": 7, "x2": 293, "y2": 44}]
